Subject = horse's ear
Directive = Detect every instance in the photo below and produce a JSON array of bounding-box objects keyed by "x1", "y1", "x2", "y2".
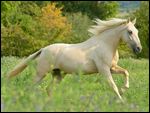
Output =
[{"x1": 132, "y1": 18, "x2": 136, "y2": 25}]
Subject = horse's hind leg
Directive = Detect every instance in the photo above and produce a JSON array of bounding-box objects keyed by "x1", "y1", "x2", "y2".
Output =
[
  {"x1": 33, "y1": 57, "x2": 51, "y2": 84},
  {"x1": 46, "y1": 69, "x2": 62, "y2": 96},
  {"x1": 52, "y1": 69, "x2": 62, "y2": 83}
]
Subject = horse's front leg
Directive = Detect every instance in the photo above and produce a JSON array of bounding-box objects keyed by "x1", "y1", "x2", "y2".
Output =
[
  {"x1": 95, "y1": 62, "x2": 124, "y2": 102},
  {"x1": 111, "y1": 65, "x2": 129, "y2": 89}
]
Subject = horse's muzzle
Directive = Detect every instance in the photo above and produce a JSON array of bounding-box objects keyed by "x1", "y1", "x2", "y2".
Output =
[{"x1": 133, "y1": 46, "x2": 142, "y2": 54}]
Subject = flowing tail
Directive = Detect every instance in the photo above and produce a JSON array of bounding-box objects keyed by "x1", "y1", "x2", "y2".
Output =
[{"x1": 7, "y1": 49, "x2": 43, "y2": 79}]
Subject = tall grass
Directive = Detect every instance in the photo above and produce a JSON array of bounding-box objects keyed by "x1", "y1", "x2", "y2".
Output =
[{"x1": 1, "y1": 57, "x2": 149, "y2": 112}]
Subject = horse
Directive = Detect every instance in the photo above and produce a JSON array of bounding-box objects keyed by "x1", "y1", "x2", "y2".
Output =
[{"x1": 7, "y1": 18, "x2": 142, "y2": 102}]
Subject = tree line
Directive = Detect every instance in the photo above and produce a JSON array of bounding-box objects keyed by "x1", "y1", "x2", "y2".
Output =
[{"x1": 1, "y1": 1, "x2": 149, "y2": 58}]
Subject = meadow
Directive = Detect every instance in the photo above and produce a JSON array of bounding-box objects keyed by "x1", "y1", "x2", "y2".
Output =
[{"x1": 1, "y1": 57, "x2": 149, "y2": 112}]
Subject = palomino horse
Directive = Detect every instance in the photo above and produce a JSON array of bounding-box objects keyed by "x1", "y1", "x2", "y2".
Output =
[{"x1": 7, "y1": 18, "x2": 142, "y2": 102}]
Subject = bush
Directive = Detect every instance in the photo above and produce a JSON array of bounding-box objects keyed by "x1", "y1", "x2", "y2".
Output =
[
  {"x1": 65, "y1": 12, "x2": 92, "y2": 43},
  {"x1": 118, "y1": 41, "x2": 136, "y2": 58},
  {"x1": 56, "y1": 1, "x2": 119, "y2": 19},
  {"x1": 38, "y1": 3, "x2": 71, "y2": 43},
  {"x1": 1, "y1": 2, "x2": 71, "y2": 57},
  {"x1": 1, "y1": 25, "x2": 47, "y2": 56}
]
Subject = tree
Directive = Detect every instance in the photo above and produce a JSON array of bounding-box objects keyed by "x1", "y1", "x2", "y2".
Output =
[
  {"x1": 55, "y1": 1, "x2": 119, "y2": 19},
  {"x1": 1, "y1": 2, "x2": 71, "y2": 57},
  {"x1": 39, "y1": 3, "x2": 71, "y2": 42},
  {"x1": 1, "y1": 1, "x2": 21, "y2": 27}
]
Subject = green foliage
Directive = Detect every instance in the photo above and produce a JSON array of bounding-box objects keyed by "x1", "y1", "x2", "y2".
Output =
[
  {"x1": 1, "y1": 25, "x2": 47, "y2": 56},
  {"x1": 1, "y1": 1, "x2": 46, "y2": 56},
  {"x1": 64, "y1": 12, "x2": 92, "y2": 43},
  {"x1": 34, "y1": 1, "x2": 51, "y2": 8},
  {"x1": 1, "y1": 1, "x2": 71, "y2": 57},
  {"x1": 97, "y1": 1, "x2": 119, "y2": 19},
  {"x1": 1, "y1": 1, "x2": 21, "y2": 27},
  {"x1": 131, "y1": 1, "x2": 149, "y2": 58},
  {"x1": 118, "y1": 41, "x2": 136, "y2": 58},
  {"x1": 1, "y1": 57, "x2": 149, "y2": 111},
  {"x1": 1, "y1": 1, "x2": 148, "y2": 58},
  {"x1": 56, "y1": 1, "x2": 119, "y2": 19},
  {"x1": 19, "y1": 1, "x2": 41, "y2": 17}
]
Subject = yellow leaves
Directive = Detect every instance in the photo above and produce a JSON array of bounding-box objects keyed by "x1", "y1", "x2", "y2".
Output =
[
  {"x1": 40, "y1": 3, "x2": 71, "y2": 30},
  {"x1": 39, "y1": 3, "x2": 72, "y2": 42}
]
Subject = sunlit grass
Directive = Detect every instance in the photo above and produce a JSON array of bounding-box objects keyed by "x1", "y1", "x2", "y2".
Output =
[{"x1": 1, "y1": 57, "x2": 149, "y2": 112}]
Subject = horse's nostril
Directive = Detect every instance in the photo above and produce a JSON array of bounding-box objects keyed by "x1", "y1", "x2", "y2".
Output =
[
  {"x1": 136, "y1": 46, "x2": 141, "y2": 53},
  {"x1": 133, "y1": 46, "x2": 141, "y2": 54},
  {"x1": 137, "y1": 47, "x2": 140, "y2": 51}
]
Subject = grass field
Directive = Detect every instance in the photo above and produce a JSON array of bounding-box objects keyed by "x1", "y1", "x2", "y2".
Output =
[{"x1": 1, "y1": 57, "x2": 149, "y2": 112}]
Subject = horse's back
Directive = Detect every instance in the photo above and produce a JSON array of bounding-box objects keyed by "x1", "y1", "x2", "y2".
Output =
[
  {"x1": 44, "y1": 43, "x2": 69, "y2": 53},
  {"x1": 37, "y1": 43, "x2": 70, "y2": 68}
]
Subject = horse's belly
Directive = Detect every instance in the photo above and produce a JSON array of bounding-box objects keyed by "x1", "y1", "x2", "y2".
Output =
[
  {"x1": 82, "y1": 61, "x2": 98, "y2": 74},
  {"x1": 58, "y1": 58, "x2": 98, "y2": 74},
  {"x1": 54, "y1": 46, "x2": 98, "y2": 74}
]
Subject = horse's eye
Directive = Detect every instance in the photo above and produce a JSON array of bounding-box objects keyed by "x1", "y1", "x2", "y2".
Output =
[{"x1": 128, "y1": 30, "x2": 132, "y2": 35}]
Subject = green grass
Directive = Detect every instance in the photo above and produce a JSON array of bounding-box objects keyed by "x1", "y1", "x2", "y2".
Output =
[{"x1": 1, "y1": 57, "x2": 149, "y2": 112}]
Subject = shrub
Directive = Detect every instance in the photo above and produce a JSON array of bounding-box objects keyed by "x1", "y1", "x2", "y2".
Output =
[
  {"x1": 65, "y1": 12, "x2": 92, "y2": 43},
  {"x1": 1, "y1": 2, "x2": 71, "y2": 57},
  {"x1": 38, "y1": 3, "x2": 71, "y2": 43},
  {"x1": 56, "y1": 1, "x2": 119, "y2": 19},
  {"x1": 1, "y1": 25, "x2": 47, "y2": 56}
]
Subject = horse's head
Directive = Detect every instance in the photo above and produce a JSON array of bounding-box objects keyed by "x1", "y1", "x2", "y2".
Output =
[{"x1": 121, "y1": 18, "x2": 142, "y2": 54}]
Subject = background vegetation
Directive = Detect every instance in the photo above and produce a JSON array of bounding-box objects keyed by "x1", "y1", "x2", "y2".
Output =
[
  {"x1": 1, "y1": 57, "x2": 149, "y2": 112},
  {"x1": 1, "y1": 1, "x2": 149, "y2": 58}
]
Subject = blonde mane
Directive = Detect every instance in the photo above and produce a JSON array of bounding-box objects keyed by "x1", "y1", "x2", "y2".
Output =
[{"x1": 88, "y1": 18, "x2": 127, "y2": 36}]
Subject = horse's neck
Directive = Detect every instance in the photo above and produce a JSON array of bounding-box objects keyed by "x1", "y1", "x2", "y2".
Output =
[
  {"x1": 76, "y1": 36, "x2": 98, "y2": 49},
  {"x1": 96, "y1": 26, "x2": 122, "y2": 53},
  {"x1": 76, "y1": 25, "x2": 122, "y2": 52}
]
